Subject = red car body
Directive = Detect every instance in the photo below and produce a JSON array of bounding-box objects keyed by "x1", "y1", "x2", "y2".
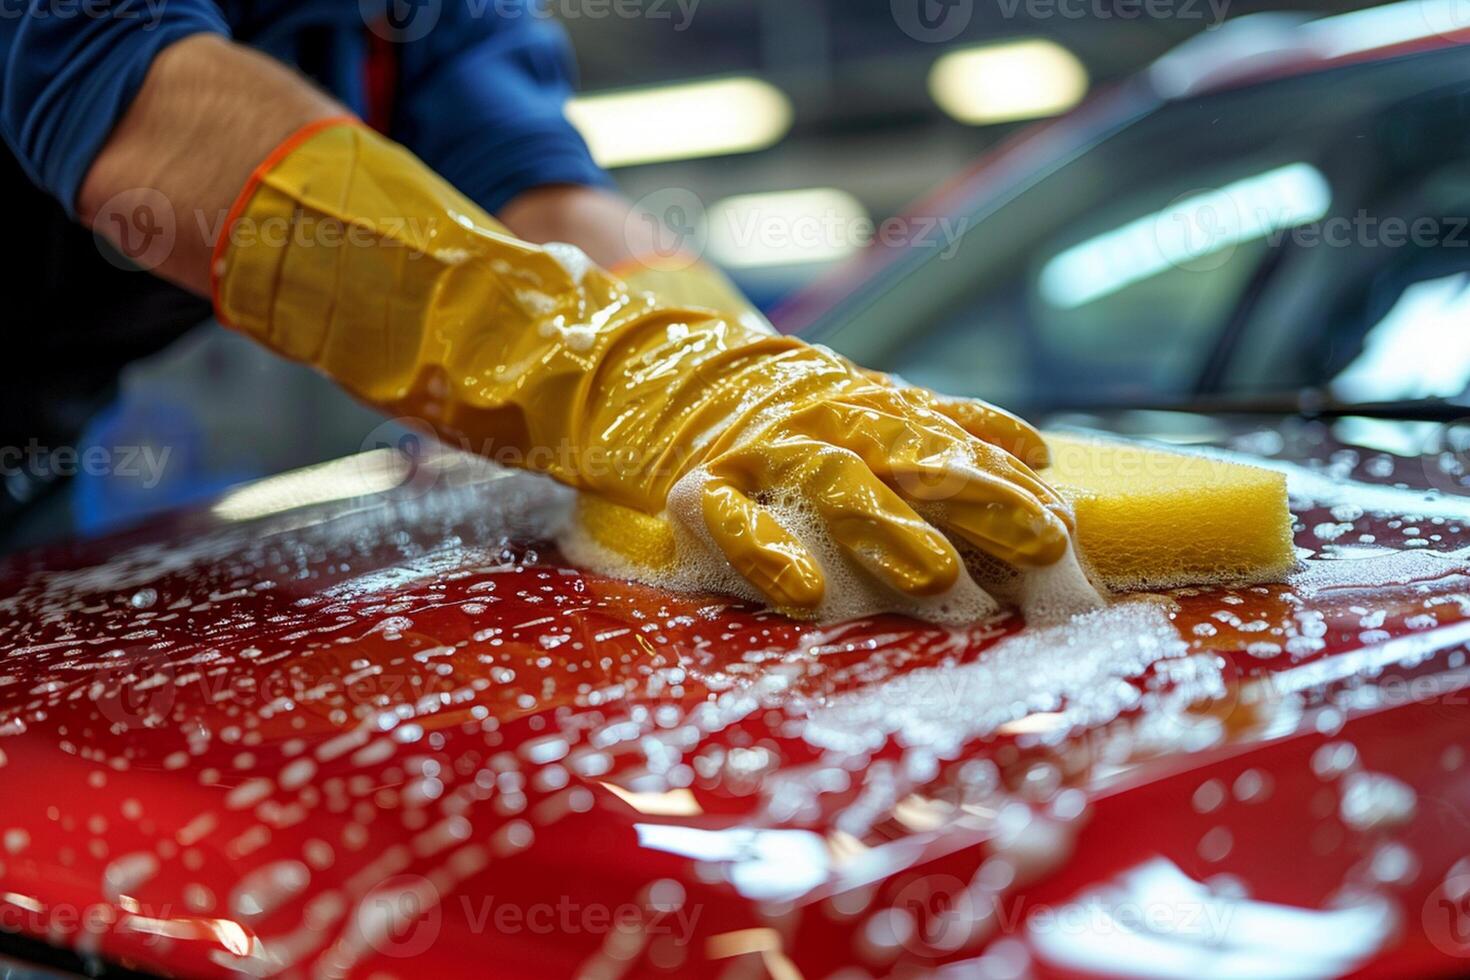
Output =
[{"x1": 0, "y1": 423, "x2": 1468, "y2": 978}]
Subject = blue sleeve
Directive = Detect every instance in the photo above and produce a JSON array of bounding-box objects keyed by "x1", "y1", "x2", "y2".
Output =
[
  {"x1": 0, "y1": 0, "x2": 232, "y2": 216},
  {"x1": 390, "y1": 0, "x2": 613, "y2": 215}
]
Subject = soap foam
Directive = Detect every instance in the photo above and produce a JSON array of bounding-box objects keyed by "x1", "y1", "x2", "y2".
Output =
[
  {"x1": 955, "y1": 537, "x2": 1109, "y2": 627},
  {"x1": 798, "y1": 599, "x2": 1187, "y2": 757},
  {"x1": 558, "y1": 467, "x2": 1108, "y2": 626},
  {"x1": 540, "y1": 241, "x2": 593, "y2": 285}
]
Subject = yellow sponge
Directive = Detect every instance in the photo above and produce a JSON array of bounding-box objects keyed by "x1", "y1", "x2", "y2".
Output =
[
  {"x1": 569, "y1": 434, "x2": 1296, "y2": 594},
  {"x1": 1041, "y1": 434, "x2": 1295, "y2": 589},
  {"x1": 575, "y1": 497, "x2": 678, "y2": 571}
]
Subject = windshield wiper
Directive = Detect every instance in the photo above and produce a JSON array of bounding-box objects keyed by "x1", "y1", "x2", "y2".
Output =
[{"x1": 1049, "y1": 391, "x2": 1470, "y2": 421}]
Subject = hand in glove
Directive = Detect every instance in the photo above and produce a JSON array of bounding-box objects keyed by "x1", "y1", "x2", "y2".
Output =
[{"x1": 214, "y1": 120, "x2": 1073, "y2": 610}]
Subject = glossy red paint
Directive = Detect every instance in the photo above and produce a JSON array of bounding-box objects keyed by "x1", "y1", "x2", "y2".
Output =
[{"x1": 0, "y1": 428, "x2": 1468, "y2": 978}]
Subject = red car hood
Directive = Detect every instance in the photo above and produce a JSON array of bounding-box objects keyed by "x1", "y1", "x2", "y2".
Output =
[{"x1": 1, "y1": 423, "x2": 1468, "y2": 978}]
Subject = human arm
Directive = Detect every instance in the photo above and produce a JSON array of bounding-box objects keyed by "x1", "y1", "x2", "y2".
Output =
[{"x1": 76, "y1": 34, "x2": 345, "y2": 294}]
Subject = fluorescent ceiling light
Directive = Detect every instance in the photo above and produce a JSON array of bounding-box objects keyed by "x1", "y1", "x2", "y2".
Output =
[
  {"x1": 929, "y1": 39, "x2": 1089, "y2": 125},
  {"x1": 1305, "y1": 0, "x2": 1470, "y2": 59},
  {"x1": 1039, "y1": 162, "x2": 1332, "y2": 309},
  {"x1": 566, "y1": 77, "x2": 793, "y2": 168},
  {"x1": 707, "y1": 187, "x2": 870, "y2": 268}
]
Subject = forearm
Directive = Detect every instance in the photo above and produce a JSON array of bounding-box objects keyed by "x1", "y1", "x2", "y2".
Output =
[
  {"x1": 497, "y1": 183, "x2": 657, "y2": 270},
  {"x1": 77, "y1": 34, "x2": 346, "y2": 297}
]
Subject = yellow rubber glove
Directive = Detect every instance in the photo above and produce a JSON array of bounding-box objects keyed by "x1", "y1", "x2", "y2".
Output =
[
  {"x1": 612, "y1": 259, "x2": 1053, "y2": 471},
  {"x1": 611, "y1": 257, "x2": 762, "y2": 326},
  {"x1": 213, "y1": 120, "x2": 1073, "y2": 610}
]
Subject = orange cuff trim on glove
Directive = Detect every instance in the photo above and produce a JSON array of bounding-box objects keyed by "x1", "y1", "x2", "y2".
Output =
[{"x1": 606, "y1": 252, "x2": 703, "y2": 279}]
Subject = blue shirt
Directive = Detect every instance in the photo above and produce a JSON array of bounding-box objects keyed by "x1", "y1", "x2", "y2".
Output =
[{"x1": 0, "y1": 0, "x2": 611, "y2": 217}]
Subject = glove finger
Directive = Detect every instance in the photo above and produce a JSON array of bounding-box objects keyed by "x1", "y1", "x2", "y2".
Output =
[
  {"x1": 851, "y1": 419, "x2": 1074, "y2": 563},
  {"x1": 927, "y1": 397, "x2": 1051, "y2": 470},
  {"x1": 874, "y1": 450, "x2": 1074, "y2": 563},
  {"x1": 884, "y1": 445, "x2": 1073, "y2": 528},
  {"x1": 928, "y1": 492, "x2": 1073, "y2": 567},
  {"x1": 736, "y1": 443, "x2": 962, "y2": 598},
  {"x1": 701, "y1": 480, "x2": 826, "y2": 610},
  {"x1": 837, "y1": 426, "x2": 1076, "y2": 563},
  {"x1": 845, "y1": 375, "x2": 1051, "y2": 469},
  {"x1": 788, "y1": 396, "x2": 1074, "y2": 531}
]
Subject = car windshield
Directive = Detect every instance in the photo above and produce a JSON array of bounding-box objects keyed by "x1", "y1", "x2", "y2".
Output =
[{"x1": 805, "y1": 44, "x2": 1470, "y2": 416}]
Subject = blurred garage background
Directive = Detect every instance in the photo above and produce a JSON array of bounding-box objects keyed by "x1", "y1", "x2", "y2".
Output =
[{"x1": 24, "y1": 0, "x2": 1470, "y2": 547}]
